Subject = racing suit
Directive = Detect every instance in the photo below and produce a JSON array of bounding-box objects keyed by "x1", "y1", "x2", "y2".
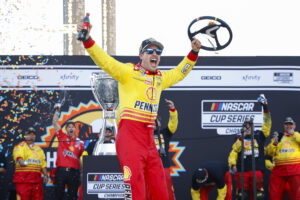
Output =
[
  {"x1": 147, "y1": 108, "x2": 178, "y2": 200},
  {"x1": 267, "y1": 131, "x2": 300, "y2": 200},
  {"x1": 190, "y1": 161, "x2": 232, "y2": 200},
  {"x1": 84, "y1": 38, "x2": 198, "y2": 200},
  {"x1": 55, "y1": 129, "x2": 84, "y2": 200},
  {"x1": 13, "y1": 141, "x2": 47, "y2": 200},
  {"x1": 228, "y1": 109, "x2": 271, "y2": 200}
]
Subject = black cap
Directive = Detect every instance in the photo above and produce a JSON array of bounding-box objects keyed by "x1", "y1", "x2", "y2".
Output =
[
  {"x1": 284, "y1": 117, "x2": 295, "y2": 124},
  {"x1": 139, "y1": 38, "x2": 164, "y2": 53},
  {"x1": 106, "y1": 127, "x2": 113, "y2": 132},
  {"x1": 25, "y1": 127, "x2": 36, "y2": 135},
  {"x1": 194, "y1": 168, "x2": 208, "y2": 183}
]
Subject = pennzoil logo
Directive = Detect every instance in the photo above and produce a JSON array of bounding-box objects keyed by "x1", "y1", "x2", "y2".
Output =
[{"x1": 146, "y1": 86, "x2": 157, "y2": 101}]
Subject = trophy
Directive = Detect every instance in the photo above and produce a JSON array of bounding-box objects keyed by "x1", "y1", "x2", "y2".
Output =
[{"x1": 91, "y1": 72, "x2": 119, "y2": 155}]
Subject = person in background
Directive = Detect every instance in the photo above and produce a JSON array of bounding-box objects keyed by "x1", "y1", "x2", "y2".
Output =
[
  {"x1": 191, "y1": 161, "x2": 232, "y2": 200},
  {"x1": 52, "y1": 104, "x2": 84, "y2": 200},
  {"x1": 0, "y1": 140, "x2": 8, "y2": 199},
  {"x1": 78, "y1": 15, "x2": 201, "y2": 199},
  {"x1": 267, "y1": 117, "x2": 300, "y2": 200},
  {"x1": 146, "y1": 98, "x2": 178, "y2": 200},
  {"x1": 86, "y1": 127, "x2": 115, "y2": 155},
  {"x1": 13, "y1": 127, "x2": 48, "y2": 200},
  {"x1": 228, "y1": 94, "x2": 271, "y2": 200}
]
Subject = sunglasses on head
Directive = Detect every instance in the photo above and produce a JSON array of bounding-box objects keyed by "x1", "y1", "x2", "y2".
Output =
[{"x1": 144, "y1": 48, "x2": 162, "y2": 55}]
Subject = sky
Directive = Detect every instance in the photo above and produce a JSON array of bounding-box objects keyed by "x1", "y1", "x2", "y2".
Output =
[{"x1": 1, "y1": 0, "x2": 300, "y2": 56}]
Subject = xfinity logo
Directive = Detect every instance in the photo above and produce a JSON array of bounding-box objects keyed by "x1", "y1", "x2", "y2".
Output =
[
  {"x1": 201, "y1": 76, "x2": 222, "y2": 80},
  {"x1": 60, "y1": 74, "x2": 79, "y2": 80},
  {"x1": 17, "y1": 75, "x2": 39, "y2": 80},
  {"x1": 242, "y1": 75, "x2": 261, "y2": 81}
]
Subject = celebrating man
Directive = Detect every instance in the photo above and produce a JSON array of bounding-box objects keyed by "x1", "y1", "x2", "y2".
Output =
[{"x1": 78, "y1": 19, "x2": 201, "y2": 199}]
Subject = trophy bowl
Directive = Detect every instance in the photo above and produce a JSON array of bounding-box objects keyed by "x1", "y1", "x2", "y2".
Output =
[
  {"x1": 90, "y1": 72, "x2": 119, "y2": 155},
  {"x1": 91, "y1": 73, "x2": 119, "y2": 111}
]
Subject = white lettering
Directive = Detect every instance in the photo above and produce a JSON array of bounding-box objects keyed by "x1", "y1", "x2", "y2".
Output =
[{"x1": 46, "y1": 151, "x2": 57, "y2": 168}]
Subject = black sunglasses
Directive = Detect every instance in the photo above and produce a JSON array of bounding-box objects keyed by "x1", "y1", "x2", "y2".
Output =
[{"x1": 144, "y1": 48, "x2": 162, "y2": 55}]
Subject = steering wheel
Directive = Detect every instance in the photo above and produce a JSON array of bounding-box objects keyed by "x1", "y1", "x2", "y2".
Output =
[{"x1": 188, "y1": 16, "x2": 233, "y2": 51}]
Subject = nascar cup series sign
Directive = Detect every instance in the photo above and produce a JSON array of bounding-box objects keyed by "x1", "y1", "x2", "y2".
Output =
[
  {"x1": 87, "y1": 172, "x2": 124, "y2": 199},
  {"x1": 201, "y1": 100, "x2": 263, "y2": 135}
]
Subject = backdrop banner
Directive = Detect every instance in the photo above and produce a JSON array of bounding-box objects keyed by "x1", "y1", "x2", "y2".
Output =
[{"x1": 0, "y1": 55, "x2": 299, "y2": 200}]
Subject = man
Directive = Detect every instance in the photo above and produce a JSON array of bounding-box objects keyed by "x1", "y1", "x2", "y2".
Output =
[
  {"x1": 103, "y1": 127, "x2": 115, "y2": 144},
  {"x1": 13, "y1": 127, "x2": 48, "y2": 200},
  {"x1": 86, "y1": 127, "x2": 115, "y2": 155},
  {"x1": 0, "y1": 141, "x2": 5, "y2": 174},
  {"x1": 0, "y1": 140, "x2": 8, "y2": 199},
  {"x1": 147, "y1": 98, "x2": 178, "y2": 200},
  {"x1": 190, "y1": 161, "x2": 232, "y2": 200},
  {"x1": 267, "y1": 117, "x2": 300, "y2": 200},
  {"x1": 78, "y1": 19, "x2": 201, "y2": 199},
  {"x1": 228, "y1": 94, "x2": 271, "y2": 200},
  {"x1": 52, "y1": 105, "x2": 84, "y2": 200}
]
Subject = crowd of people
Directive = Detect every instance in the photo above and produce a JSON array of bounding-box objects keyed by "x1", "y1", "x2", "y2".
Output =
[{"x1": 0, "y1": 16, "x2": 299, "y2": 200}]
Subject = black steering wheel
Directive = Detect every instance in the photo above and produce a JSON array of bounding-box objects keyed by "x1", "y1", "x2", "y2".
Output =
[{"x1": 188, "y1": 16, "x2": 233, "y2": 51}]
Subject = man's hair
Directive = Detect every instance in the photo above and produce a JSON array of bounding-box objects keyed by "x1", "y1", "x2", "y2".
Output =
[{"x1": 65, "y1": 120, "x2": 75, "y2": 127}]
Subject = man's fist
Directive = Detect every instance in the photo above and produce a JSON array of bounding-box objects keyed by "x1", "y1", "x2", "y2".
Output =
[
  {"x1": 165, "y1": 99, "x2": 175, "y2": 109},
  {"x1": 54, "y1": 103, "x2": 61, "y2": 111},
  {"x1": 257, "y1": 94, "x2": 267, "y2": 105}
]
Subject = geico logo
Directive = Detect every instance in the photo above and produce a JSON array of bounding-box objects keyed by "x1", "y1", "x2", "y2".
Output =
[
  {"x1": 201, "y1": 76, "x2": 221, "y2": 80},
  {"x1": 17, "y1": 75, "x2": 39, "y2": 80}
]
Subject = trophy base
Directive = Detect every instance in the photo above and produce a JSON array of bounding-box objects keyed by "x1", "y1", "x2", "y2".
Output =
[{"x1": 93, "y1": 143, "x2": 117, "y2": 156}]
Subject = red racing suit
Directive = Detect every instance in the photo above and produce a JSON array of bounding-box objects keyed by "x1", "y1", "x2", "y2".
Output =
[
  {"x1": 147, "y1": 108, "x2": 178, "y2": 200},
  {"x1": 84, "y1": 38, "x2": 198, "y2": 200},
  {"x1": 13, "y1": 141, "x2": 47, "y2": 200},
  {"x1": 266, "y1": 131, "x2": 300, "y2": 200}
]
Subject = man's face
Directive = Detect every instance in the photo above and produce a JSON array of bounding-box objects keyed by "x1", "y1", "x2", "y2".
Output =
[
  {"x1": 139, "y1": 44, "x2": 161, "y2": 72},
  {"x1": 284, "y1": 123, "x2": 296, "y2": 135},
  {"x1": 25, "y1": 132, "x2": 36, "y2": 144},
  {"x1": 104, "y1": 129, "x2": 113, "y2": 143},
  {"x1": 66, "y1": 124, "x2": 76, "y2": 138},
  {"x1": 242, "y1": 123, "x2": 253, "y2": 136},
  {"x1": 105, "y1": 130, "x2": 113, "y2": 138}
]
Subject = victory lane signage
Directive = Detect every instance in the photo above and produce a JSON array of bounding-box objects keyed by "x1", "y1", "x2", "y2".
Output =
[
  {"x1": 201, "y1": 100, "x2": 263, "y2": 135},
  {"x1": 87, "y1": 172, "x2": 124, "y2": 199},
  {"x1": 83, "y1": 156, "x2": 124, "y2": 200}
]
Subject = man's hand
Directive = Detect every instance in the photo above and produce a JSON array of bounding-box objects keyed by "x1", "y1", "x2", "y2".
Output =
[
  {"x1": 257, "y1": 94, "x2": 267, "y2": 105},
  {"x1": 77, "y1": 22, "x2": 93, "y2": 41},
  {"x1": 191, "y1": 38, "x2": 201, "y2": 52},
  {"x1": 54, "y1": 103, "x2": 61, "y2": 112},
  {"x1": 165, "y1": 99, "x2": 175, "y2": 109},
  {"x1": 231, "y1": 165, "x2": 237, "y2": 173},
  {"x1": 273, "y1": 131, "x2": 279, "y2": 145},
  {"x1": 18, "y1": 159, "x2": 27, "y2": 167},
  {"x1": 43, "y1": 175, "x2": 48, "y2": 184}
]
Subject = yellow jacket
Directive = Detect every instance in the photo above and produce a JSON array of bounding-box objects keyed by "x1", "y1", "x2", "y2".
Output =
[
  {"x1": 85, "y1": 41, "x2": 197, "y2": 124},
  {"x1": 13, "y1": 141, "x2": 46, "y2": 183}
]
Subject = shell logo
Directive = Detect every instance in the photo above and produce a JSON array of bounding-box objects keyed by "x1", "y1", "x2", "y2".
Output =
[
  {"x1": 69, "y1": 146, "x2": 74, "y2": 152},
  {"x1": 146, "y1": 86, "x2": 157, "y2": 101},
  {"x1": 282, "y1": 141, "x2": 292, "y2": 149},
  {"x1": 123, "y1": 166, "x2": 132, "y2": 181}
]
